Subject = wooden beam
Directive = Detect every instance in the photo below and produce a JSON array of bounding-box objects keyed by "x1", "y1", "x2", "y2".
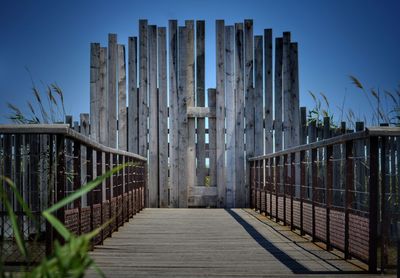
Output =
[
  {"x1": 208, "y1": 88, "x2": 217, "y2": 188},
  {"x1": 274, "y1": 37, "x2": 283, "y2": 152},
  {"x1": 186, "y1": 107, "x2": 216, "y2": 118},
  {"x1": 138, "y1": 20, "x2": 148, "y2": 157},
  {"x1": 108, "y1": 34, "x2": 117, "y2": 148},
  {"x1": 128, "y1": 37, "x2": 138, "y2": 153},
  {"x1": 282, "y1": 32, "x2": 292, "y2": 149},
  {"x1": 290, "y1": 42, "x2": 300, "y2": 147},
  {"x1": 264, "y1": 29, "x2": 273, "y2": 154},
  {"x1": 99, "y1": 47, "x2": 108, "y2": 146},
  {"x1": 117, "y1": 44, "x2": 127, "y2": 151},
  {"x1": 90, "y1": 43, "x2": 100, "y2": 142},
  {"x1": 254, "y1": 35, "x2": 263, "y2": 156}
]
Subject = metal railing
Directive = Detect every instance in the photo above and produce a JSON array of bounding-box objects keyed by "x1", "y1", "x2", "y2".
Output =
[
  {"x1": 249, "y1": 127, "x2": 400, "y2": 273},
  {"x1": 0, "y1": 124, "x2": 147, "y2": 264}
]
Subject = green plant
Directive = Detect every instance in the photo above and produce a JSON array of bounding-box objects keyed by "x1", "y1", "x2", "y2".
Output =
[
  {"x1": 307, "y1": 91, "x2": 337, "y2": 128},
  {"x1": 0, "y1": 162, "x2": 131, "y2": 277}
]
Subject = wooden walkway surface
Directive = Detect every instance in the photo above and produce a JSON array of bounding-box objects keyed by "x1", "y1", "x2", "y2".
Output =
[{"x1": 86, "y1": 209, "x2": 384, "y2": 277}]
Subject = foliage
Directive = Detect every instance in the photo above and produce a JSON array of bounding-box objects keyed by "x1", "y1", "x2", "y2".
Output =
[
  {"x1": 0, "y1": 163, "x2": 131, "y2": 277},
  {"x1": 307, "y1": 91, "x2": 336, "y2": 128}
]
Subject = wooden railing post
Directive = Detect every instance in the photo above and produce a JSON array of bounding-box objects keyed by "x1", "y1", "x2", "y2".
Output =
[
  {"x1": 290, "y1": 152, "x2": 295, "y2": 231},
  {"x1": 368, "y1": 136, "x2": 379, "y2": 273},
  {"x1": 380, "y1": 136, "x2": 388, "y2": 272},
  {"x1": 73, "y1": 140, "x2": 81, "y2": 235},
  {"x1": 275, "y1": 156, "x2": 280, "y2": 222},
  {"x1": 311, "y1": 147, "x2": 317, "y2": 242},
  {"x1": 55, "y1": 135, "x2": 66, "y2": 244},
  {"x1": 300, "y1": 150, "x2": 305, "y2": 236},
  {"x1": 269, "y1": 158, "x2": 273, "y2": 218},
  {"x1": 283, "y1": 154, "x2": 287, "y2": 225},
  {"x1": 86, "y1": 147, "x2": 94, "y2": 238},
  {"x1": 326, "y1": 145, "x2": 333, "y2": 250},
  {"x1": 344, "y1": 140, "x2": 353, "y2": 259}
]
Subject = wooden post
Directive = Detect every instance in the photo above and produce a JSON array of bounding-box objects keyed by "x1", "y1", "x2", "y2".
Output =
[
  {"x1": 283, "y1": 154, "x2": 288, "y2": 225},
  {"x1": 178, "y1": 26, "x2": 188, "y2": 208},
  {"x1": 225, "y1": 25, "x2": 235, "y2": 208},
  {"x1": 158, "y1": 26, "x2": 168, "y2": 208},
  {"x1": 275, "y1": 156, "x2": 280, "y2": 222},
  {"x1": 90, "y1": 43, "x2": 100, "y2": 142},
  {"x1": 234, "y1": 23, "x2": 245, "y2": 207},
  {"x1": 186, "y1": 20, "x2": 196, "y2": 199},
  {"x1": 254, "y1": 35, "x2": 263, "y2": 156},
  {"x1": 128, "y1": 37, "x2": 138, "y2": 153},
  {"x1": 216, "y1": 20, "x2": 225, "y2": 207},
  {"x1": 300, "y1": 150, "x2": 305, "y2": 235},
  {"x1": 169, "y1": 20, "x2": 179, "y2": 207},
  {"x1": 99, "y1": 47, "x2": 108, "y2": 146},
  {"x1": 80, "y1": 113, "x2": 90, "y2": 207},
  {"x1": 108, "y1": 34, "x2": 117, "y2": 148},
  {"x1": 148, "y1": 25, "x2": 158, "y2": 208},
  {"x1": 282, "y1": 32, "x2": 292, "y2": 149},
  {"x1": 326, "y1": 144, "x2": 333, "y2": 250},
  {"x1": 290, "y1": 152, "x2": 295, "y2": 230},
  {"x1": 196, "y1": 20, "x2": 206, "y2": 187},
  {"x1": 208, "y1": 89, "x2": 217, "y2": 188},
  {"x1": 344, "y1": 140, "x2": 354, "y2": 259},
  {"x1": 138, "y1": 20, "x2": 148, "y2": 157},
  {"x1": 368, "y1": 136, "x2": 378, "y2": 273},
  {"x1": 274, "y1": 38, "x2": 283, "y2": 152},
  {"x1": 55, "y1": 135, "x2": 65, "y2": 244},
  {"x1": 118, "y1": 44, "x2": 127, "y2": 151},
  {"x1": 244, "y1": 19, "x2": 254, "y2": 208},
  {"x1": 300, "y1": 107, "x2": 307, "y2": 145},
  {"x1": 290, "y1": 42, "x2": 300, "y2": 147},
  {"x1": 311, "y1": 145, "x2": 317, "y2": 242},
  {"x1": 264, "y1": 29, "x2": 273, "y2": 154}
]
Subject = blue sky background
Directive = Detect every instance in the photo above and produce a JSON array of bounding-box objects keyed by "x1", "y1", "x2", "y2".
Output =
[{"x1": 1, "y1": 0, "x2": 399, "y2": 126}]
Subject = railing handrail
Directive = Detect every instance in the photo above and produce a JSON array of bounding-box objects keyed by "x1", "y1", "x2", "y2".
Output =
[
  {"x1": 249, "y1": 126, "x2": 400, "y2": 161},
  {"x1": 0, "y1": 124, "x2": 147, "y2": 162}
]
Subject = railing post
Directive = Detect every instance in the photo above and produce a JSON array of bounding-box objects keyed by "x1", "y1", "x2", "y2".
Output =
[
  {"x1": 311, "y1": 147, "x2": 317, "y2": 242},
  {"x1": 73, "y1": 140, "x2": 81, "y2": 235},
  {"x1": 275, "y1": 156, "x2": 280, "y2": 222},
  {"x1": 344, "y1": 140, "x2": 353, "y2": 259},
  {"x1": 290, "y1": 152, "x2": 295, "y2": 231},
  {"x1": 300, "y1": 150, "x2": 305, "y2": 236},
  {"x1": 55, "y1": 135, "x2": 66, "y2": 244},
  {"x1": 96, "y1": 149, "x2": 103, "y2": 243},
  {"x1": 326, "y1": 145, "x2": 333, "y2": 251},
  {"x1": 46, "y1": 134, "x2": 54, "y2": 254},
  {"x1": 269, "y1": 158, "x2": 273, "y2": 219},
  {"x1": 283, "y1": 154, "x2": 287, "y2": 225},
  {"x1": 87, "y1": 147, "x2": 94, "y2": 238},
  {"x1": 368, "y1": 136, "x2": 379, "y2": 273},
  {"x1": 380, "y1": 135, "x2": 388, "y2": 273}
]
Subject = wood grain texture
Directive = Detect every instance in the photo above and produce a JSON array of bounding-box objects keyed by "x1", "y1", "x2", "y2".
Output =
[
  {"x1": 196, "y1": 20, "x2": 206, "y2": 187},
  {"x1": 128, "y1": 37, "x2": 138, "y2": 153},
  {"x1": 99, "y1": 47, "x2": 108, "y2": 146},
  {"x1": 90, "y1": 43, "x2": 100, "y2": 142},
  {"x1": 117, "y1": 44, "x2": 127, "y2": 151},
  {"x1": 282, "y1": 32, "x2": 292, "y2": 149},
  {"x1": 290, "y1": 42, "x2": 300, "y2": 148},
  {"x1": 254, "y1": 35, "x2": 263, "y2": 156},
  {"x1": 235, "y1": 23, "x2": 245, "y2": 208},
  {"x1": 264, "y1": 29, "x2": 273, "y2": 154},
  {"x1": 274, "y1": 37, "x2": 283, "y2": 152},
  {"x1": 158, "y1": 27, "x2": 168, "y2": 208},
  {"x1": 148, "y1": 25, "x2": 158, "y2": 208},
  {"x1": 216, "y1": 20, "x2": 225, "y2": 207},
  {"x1": 108, "y1": 34, "x2": 117, "y2": 148},
  {"x1": 225, "y1": 25, "x2": 235, "y2": 208},
  {"x1": 169, "y1": 20, "x2": 179, "y2": 207},
  {"x1": 208, "y1": 89, "x2": 217, "y2": 188},
  {"x1": 138, "y1": 20, "x2": 148, "y2": 157}
]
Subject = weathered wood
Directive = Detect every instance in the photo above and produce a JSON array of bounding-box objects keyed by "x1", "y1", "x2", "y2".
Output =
[
  {"x1": 235, "y1": 23, "x2": 245, "y2": 207},
  {"x1": 108, "y1": 34, "x2": 117, "y2": 148},
  {"x1": 169, "y1": 20, "x2": 179, "y2": 207},
  {"x1": 148, "y1": 25, "x2": 158, "y2": 208},
  {"x1": 216, "y1": 20, "x2": 225, "y2": 207},
  {"x1": 90, "y1": 43, "x2": 100, "y2": 142},
  {"x1": 208, "y1": 89, "x2": 217, "y2": 187},
  {"x1": 99, "y1": 47, "x2": 108, "y2": 146},
  {"x1": 225, "y1": 25, "x2": 235, "y2": 208},
  {"x1": 117, "y1": 44, "x2": 127, "y2": 151},
  {"x1": 128, "y1": 37, "x2": 138, "y2": 153},
  {"x1": 80, "y1": 113, "x2": 90, "y2": 206},
  {"x1": 244, "y1": 20, "x2": 254, "y2": 208},
  {"x1": 274, "y1": 37, "x2": 283, "y2": 152},
  {"x1": 254, "y1": 35, "x2": 263, "y2": 156},
  {"x1": 264, "y1": 29, "x2": 273, "y2": 155},
  {"x1": 290, "y1": 42, "x2": 300, "y2": 147},
  {"x1": 158, "y1": 27, "x2": 168, "y2": 208},
  {"x1": 300, "y1": 107, "x2": 307, "y2": 145},
  {"x1": 282, "y1": 32, "x2": 292, "y2": 149},
  {"x1": 186, "y1": 20, "x2": 196, "y2": 196},
  {"x1": 186, "y1": 107, "x2": 216, "y2": 118},
  {"x1": 178, "y1": 26, "x2": 188, "y2": 208},
  {"x1": 138, "y1": 20, "x2": 148, "y2": 157},
  {"x1": 196, "y1": 20, "x2": 206, "y2": 187}
]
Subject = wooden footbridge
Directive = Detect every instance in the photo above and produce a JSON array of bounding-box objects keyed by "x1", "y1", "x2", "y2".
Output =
[{"x1": 1, "y1": 19, "x2": 399, "y2": 276}]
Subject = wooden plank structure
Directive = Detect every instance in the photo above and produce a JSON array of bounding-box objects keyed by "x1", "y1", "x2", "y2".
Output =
[{"x1": 84, "y1": 19, "x2": 305, "y2": 208}]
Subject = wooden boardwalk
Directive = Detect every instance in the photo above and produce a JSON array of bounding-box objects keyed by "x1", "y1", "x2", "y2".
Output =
[{"x1": 86, "y1": 209, "x2": 381, "y2": 277}]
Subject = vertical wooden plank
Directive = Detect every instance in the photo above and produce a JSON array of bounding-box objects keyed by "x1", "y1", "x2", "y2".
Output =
[
  {"x1": 216, "y1": 20, "x2": 225, "y2": 207},
  {"x1": 158, "y1": 27, "x2": 168, "y2": 208},
  {"x1": 138, "y1": 20, "x2": 148, "y2": 157},
  {"x1": 225, "y1": 25, "x2": 235, "y2": 208},
  {"x1": 244, "y1": 19, "x2": 254, "y2": 208},
  {"x1": 128, "y1": 37, "x2": 138, "y2": 153},
  {"x1": 178, "y1": 26, "x2": 188, "y2": 208},
  {"x1": 108, "y1": 34, "x2": 117, "y2": 148},
  {"x1": 254, "y1": 35, "x2": 263, "y2": 156},
  {"x1": 148, "y1": 25, "x2": 158, "y2": 208},
  {"x1": 80, "y1": 113, "x2": 90, "y2": 207},
  {"x1": 196, "y1": 20, "x2": 206, "y2": 187},
  {"x1": 235, "y1": 23, "x2": 245, "y2": 207},
  {"x1": 90, "y1": 43, "x2": 100, "y2": 142},
  {"x1": 274, "y1": 37, "x2": 283, "y2": 152},
  {"x1": 186, "y1": 20, "x2": 196, "y2": 196},
  {"x1": 290, "y1": 42, "x2": 300, "y2": 147},
  {"x1": 99, "y1": 47, "x2": 108, "y2": 146},
  {"x1": 118, "y1": 44, "x2": 127, "y2": 151},
  {"x1": 344, "y1": 140, "x2": 354, "y2": 259},
  {"x1": 282, "y1": 32, "x2": 292, "y2": 149},
  {"x1": 368, "y1": 136, "x2": 378, "y2": 273},
  {"x1": 208, "y1": 89, "x2": 217, "y2": 187},
  {"x1": 264, "y1": 29, "x2": 273, "y2": 154},
  {"x1": 169, "y1": 20, "x2": 179, "y2": 207},
  {"x1": 300, "y1": 107, "x2": 307, "y2": 145}
]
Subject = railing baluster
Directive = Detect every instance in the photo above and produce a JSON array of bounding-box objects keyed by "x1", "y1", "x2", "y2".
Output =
[
  {"x1": 326, "y1": 145, "x2": 333, "y2": 250},
  {"x1": 311, "y1": 147, "x2": 317, "y2": 242},
  {"x1": 344, "y1": 140, "x2": 353, "y2": 259},
  {"x1": 369, "y1": 136, "x2": 378, "y2": 273}
]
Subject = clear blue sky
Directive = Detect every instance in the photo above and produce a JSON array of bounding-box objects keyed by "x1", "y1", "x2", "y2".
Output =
[{"x1": 1, "y1": 0, "x2": 399, "y2": 126}]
